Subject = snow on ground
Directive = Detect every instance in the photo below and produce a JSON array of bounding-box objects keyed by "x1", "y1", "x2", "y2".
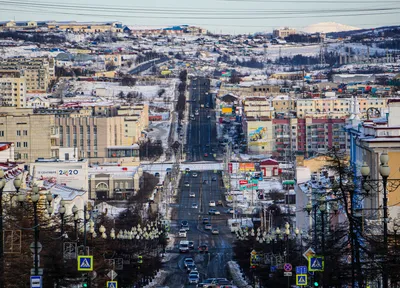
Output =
[
  {"x1": 147, "y1": 121, "x2": 171, "y2": 153},
  {"x1": 1, "y1": 44, "x2": 63, "y2": 58},
  {"x1": 143, "y1": 270, "x2": 169, "y2": 288}
]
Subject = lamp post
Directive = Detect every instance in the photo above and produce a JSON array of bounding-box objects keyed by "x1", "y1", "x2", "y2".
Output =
[
  {"x1": 18, "y1": 184, "x2": 41, "y2": 276},
  {"x1": 0, "y1": 169, "x2": 5, "y2": 288},
  {"x1": 361, "y1": 152, "x2": 393, "y2": 288}
]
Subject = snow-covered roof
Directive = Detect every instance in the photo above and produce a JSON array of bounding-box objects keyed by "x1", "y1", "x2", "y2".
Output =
[{"x1": 50, "y1": 184, "x2": 86, "y2": 201}]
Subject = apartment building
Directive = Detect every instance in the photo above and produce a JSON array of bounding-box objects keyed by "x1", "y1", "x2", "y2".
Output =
[
  {"x1": 296, "y1": 97, "x2": 387, "y2": 119},
  {"x1": 0, "y1": 57, "x2": 55, "y2": 93},
  {"x1": 218, "y1": 83, "x2": 281, "y2": 97},
  {"x1": 0, "y1": 111, "x2": 57, "y2": 162},
  {"x1": 271, "y1": 95, "x2": 296, "y2": 114},
  {"x1": 243, "y1": 116, "x2": 274, "y2": 154},
  {"x1": 0, "y1": 70, "x2": 26, "y2": 107},
  {"x1": 117, "y1": 104, "x2": 149, "y2": 144},
  {"x1": 242, "y1": 97, "x2": 274, "y2": 118},
  {"x1": 47, "y1": 21, "x2": 123, "y2": 33},
  {"x1": 272, "y1": 118, "x2": 298, "y2": 158},
  {"x1": 273, "y1": 27, "x2": 297, "y2": 38}
]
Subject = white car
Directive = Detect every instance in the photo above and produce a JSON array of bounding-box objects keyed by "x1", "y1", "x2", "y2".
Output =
[
  {"x1": 189, "y1": 192, "x2": 196, "y2": 197},
  {"x1": 209, "y1": 200, "x2": 216, "y2": 207},
  {"x1": 179, "y1": 229, "x2": 187, "y2": 238}
]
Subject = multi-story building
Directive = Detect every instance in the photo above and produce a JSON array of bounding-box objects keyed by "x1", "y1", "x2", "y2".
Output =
[
  {"x1": 0, "y1": 70, "x2": 26, "y2": 107},
  {"x1": 296, "y1": 97, "x2": 387, "y2": 119},
  {"x1": 117, "y1": 104, "x2": 149, "y2": 144},
  {"x1": 47, "y1": 21, "x2": 123, "y2": 33},
  {"x1": 273, "y1": 27, "x2": 297, "y2": 38},
  {"x1": 0, "y1": 110, "x2": 57, "y2": 162},
  {"x1": 271, "y1": 95, "x2": 296, "y2": 114},
  {"x1": 0, "y1": 57, "x2": 55, "y2": 93},
  {"x1": 272, "y1": 118, "x2": 298, "y2": 158},
  {"x1": 242, "y1": 97, "x2": 274, "y2": 118},
  {"x1": 242, "y1": 116, "x2": 274, "y2": 154}
]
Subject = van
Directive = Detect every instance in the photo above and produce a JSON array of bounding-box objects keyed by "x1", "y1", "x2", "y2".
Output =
[{"x1": 179, "y1": 240, "x2": 190, "y2": 253}]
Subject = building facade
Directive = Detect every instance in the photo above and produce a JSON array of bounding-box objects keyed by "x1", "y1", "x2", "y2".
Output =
[
  {"x1": 273, "y1": 27, "x2": 297, "y2": 38},
  {"x1": 0, "y1": 70, "x2": 26, "y2": 107}
]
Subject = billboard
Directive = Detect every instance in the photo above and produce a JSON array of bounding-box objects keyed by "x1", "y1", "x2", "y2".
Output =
[
  {"x1": 239, "y1": 163, "x2": 255, "y2": 172},
  {"x1": 32, "y1": 163, "x2": 88, "y2": 190}
]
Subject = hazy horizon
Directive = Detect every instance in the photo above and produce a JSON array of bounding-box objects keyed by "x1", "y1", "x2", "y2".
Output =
[{"x1": 0, "y1": 0, "x2": 399, "y2": 34}]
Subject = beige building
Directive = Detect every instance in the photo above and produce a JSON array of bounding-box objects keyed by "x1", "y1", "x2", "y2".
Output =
[
  {"x1": 0, "y1": 70, "x2": 26, "y2": 107},
  {"x1": 243, "y1": 116, "x2": 274, "y2": 154},
  {"x1": 272, "y1": 95, "x2": 296, "y2": 114},
  {"x1": 273, "y1": 27, "x2": 297, "y2": 38},
  {"x1": 218, "y1": 83, "x2": 281, "y2": 97},
  {"x1": 242, "y1": 97, "x2": 274, "y2": 118},
  {"x1": 117, "y1": 104, "x2": 149, "y2": 144},
  {"x1": 0, "y1": 57, "x2": 55, "y2": 93},
  {"x1": 47, "y1": 21, "x2": 123, "y2": 33},
  {"x1": 0, "y1": 111, "x2": 57, "y2": 162}
]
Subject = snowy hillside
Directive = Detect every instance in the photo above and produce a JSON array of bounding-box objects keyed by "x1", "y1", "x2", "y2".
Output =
[{"x1": 303, "y1": 22, "x2": 361, "y2": 34}]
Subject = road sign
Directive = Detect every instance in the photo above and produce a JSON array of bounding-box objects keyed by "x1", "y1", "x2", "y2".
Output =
[
  {"x1": 283, "y1": 272, "x2": 292, "y2": 277},
  {"x1": 296, "y1": 274, "x2": 308, "y2": 286},
  {"x1": 30, "y1": 276, "x2": 42, "y2": 288},
  {"x1": 30, "y1": 242, "x2": 43, "y2": 254},
  {"x1": 283, "y1": 263, "x2": 292, "y2": 272},
  {"x1": 296, "y1": 266, "x2": 307, "y2": 275},
  {"x1": 308, "y1": 256, "x2": 324, "y2": 271},
  {"x1": 107, "y1": 281, "x2": 118, "y2": 288},
  {"x1": 303, "y1": 247, "x2": 316, "y2": 261},
  {"x1": 30, "y1": 268, "x2": 43, "y2": 276},
  {"x1": 107, "y1": 270, "x2": 118, "y2": 280},
  {"x1": 270, "y1": 266, "x2": 277, "y2": 272},
  {"x1": 78, "y1": 255, "x2": 93, "y2": 271}
]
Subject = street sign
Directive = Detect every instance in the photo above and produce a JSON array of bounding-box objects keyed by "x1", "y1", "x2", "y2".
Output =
[
  {"x1": 283, "y1": 272, "x2": 292, "y2": 277},
  {"x1": 239, "y1": 180, "x2": 248, "y2": 185},
  {"x1": 296, "y1": 274, "x2": 308, "y2": 286},
  {"x1": 283, "y1": 263, "x2": 292, "y2": 272},
  {"x1": 30, "y1": 242, "x2": 43, "y2": 254},
  {"x1": 303, "y1": 247, "x2": 316, "y2": 261},
  {"x1": 78, "y1": 255, "x2": 94, "y2": 271},
  {"x1": 296, "y1": 266, "x2": 307, "y2": 275},
  {"x1": 107, "y1": 270, "x2": 118, "y2": 280},
  {"x1": 30, "y1": 268, "x2": 44, "y2": 276},
  {"x1": 308, "y1": 256, "x2": 324, "y2": 272},
  {"x1": 106, "y1": 281, "x2": 118, "y2": 288},
  {"x1": 30, "y1": 276, "x2": 42, "y2": 288},
  {"x1": 270, "y1": 266, "x2": 277, "y2": 272}
]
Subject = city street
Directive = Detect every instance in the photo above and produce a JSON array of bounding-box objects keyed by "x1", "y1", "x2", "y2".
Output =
[{"x1": 162, "y1": 78, "x2": 234, "y2": 287}]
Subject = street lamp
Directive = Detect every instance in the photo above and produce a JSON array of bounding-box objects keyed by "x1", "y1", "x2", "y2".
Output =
[{"x1": 361, "y1": 153, "x2": 395, "y2": 288}]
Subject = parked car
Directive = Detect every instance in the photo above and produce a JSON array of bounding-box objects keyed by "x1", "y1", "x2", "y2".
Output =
[{"x1": 209, "y1": 200, "x2": 216, "y2": 207}]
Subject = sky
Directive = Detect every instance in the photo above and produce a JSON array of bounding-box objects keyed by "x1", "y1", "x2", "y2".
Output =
[{"x1": 0, "y1": 0, "x2": 399, "y2": 34}]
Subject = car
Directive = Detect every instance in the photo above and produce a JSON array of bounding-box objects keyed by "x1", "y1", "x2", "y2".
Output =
[
  {"x1": 188, "y1": 274, "x2": 200, "y2": 284},
  {"x1": 204, "y1": 153, "x2": 208, "y2": 157},
  {"x1": 189, "y1": 271, "x2": 200, "y2": 278},
  {"x1": 209, "y1": 200, "x2": 216, "y2": 207},
  {"x1": 207, "y1": 115, "x2": 211, "y2": 119},
  {"x1": 206, "y1": 103, "x2": 209, "y2": 108},
  {"x1": 202, "y1": 217, "x2": 210, "y2": 224},
  {"x1": 181, "y1": 221, "x2": 190, "y2": 231},
  {"x1": 154, "y1": 172, "x2": 160, "y2": 177},
  {"x1": 184, "y1": 181, "x2": 190, "y2": 187},
  {"x1": 192, "y1": 172, "x2": 198, "y2": 178},
  {"x1": 216, "y1": 200, "x2": 223, "y2": 206},
  {"x1": 185, "y1": 168, "x2": 190, "y2": 172},
  {"x1": 204, "y1": 224, "x2": 212, "y2": 230},
  {"x1": 226, "y1": 208, "x2": 234, "y2": 214},
  {"x1": 212, "y1": 228, "x2": 220, "y2": 235},
  {"x1": 208, "y1": 209, "x2": 220, "y2": 215},
  {"x1": 179, "y1": 240, "x2": 190, "y2": 253},
  {"x1": 179, "y1": 229, "x2": 187, "y2": 237},
  {"x1": 212, "y1": 176, "x2": 217, "y2": 181},
  {"x1": 203, "y1": 179, "x2": 208, "y2": 184},
  {"x1": 191, "y1": 203, "x2": 198, "y2": 209},
  {"x1": 184, "y1": 258, "x2": 194, "y2": 268},
  {"x1": 198, "y1": 243, "x2": 209, "y2": 253},
  {"x1": 190, "y1": 114, "x2": 195, "y2": 118},
  {"x1": 187, "y1": 263, "x2": 197, "y2": 273},
  {"x1": 188, "y1": 241, "x2": 195, "y2": 250},
  {"x1": 189, "y1": 192, "x2": 196, "y2": 197}
]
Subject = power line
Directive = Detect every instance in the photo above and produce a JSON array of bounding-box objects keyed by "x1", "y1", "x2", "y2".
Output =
[{"x1": 221, "y1": 0, "x2": 400, "y2": 3}]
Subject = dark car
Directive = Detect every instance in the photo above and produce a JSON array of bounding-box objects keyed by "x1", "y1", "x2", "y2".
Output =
[
  {"x1": 186, "y1": 263, "x2": 197, "y2": 273},
  {"x1": 198, "y1": 243, "x2": 209, "y2": 253},
  {"x1": 202, "y1": 217, "x2": 210, "y2": 224},
  {"x1": 203, "y1": 179, "x2": 208, "y2": 184},
  {"x1": 212, "y1": 176, "x2": 217, "y2": 181},
  {"x1": 188, "y1": 241, "x2": 195, "y2": 250}
]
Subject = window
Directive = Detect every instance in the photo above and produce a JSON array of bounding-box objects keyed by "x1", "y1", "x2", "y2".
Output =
[
  {"x1": 23, "y1": 153, "x2": 28, "y2": 159},
  {"x1": 16, "y1": 142, "x2": 21, "y2": 148},
  {"x1": 23, "y1": 130, "x2": 28, "y2": 136},
  {"x1": 23, "y1": 142, "x2": 28, "y2": 147},
  {"x1": 0, "y1": 131, "x2": 3, "y2": 137},
  {"x1": 16, "y1": 130, "x2": 21, "y2": 136}
]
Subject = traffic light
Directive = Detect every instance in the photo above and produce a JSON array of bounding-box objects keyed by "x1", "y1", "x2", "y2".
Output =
[
  {"x1": 82, "y1": 283, "x2": 88, "y2": 288},
  {"x1": 313, "y1": 281, "x2": 319, "y2": 287}
]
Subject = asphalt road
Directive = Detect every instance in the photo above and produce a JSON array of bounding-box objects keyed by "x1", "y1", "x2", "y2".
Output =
[{"x1": 162, "y1": 78, "x2": 234, "y2": 287}]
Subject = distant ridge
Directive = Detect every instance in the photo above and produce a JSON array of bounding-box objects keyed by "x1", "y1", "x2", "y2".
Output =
[{"x1": 303, "y1": 22, "x2": 361, "y2": 34}]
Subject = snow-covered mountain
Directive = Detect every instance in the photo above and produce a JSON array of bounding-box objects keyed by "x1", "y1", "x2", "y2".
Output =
[{"x1": 302, "y1": 22, "x2": 361, "y2": 34}]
